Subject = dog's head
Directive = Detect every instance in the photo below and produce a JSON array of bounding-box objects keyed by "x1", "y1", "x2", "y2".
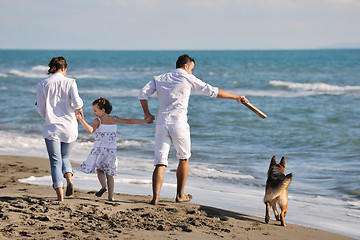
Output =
[
  {"x1": 267, "y1": 156, "x2": 286, "y2": 183},
  {"x1": 268, "y1": 155, "x2": 286, "y2": 173}
]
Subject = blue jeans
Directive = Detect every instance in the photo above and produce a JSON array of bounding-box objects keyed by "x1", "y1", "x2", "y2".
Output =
[{"x1": 45, "y1": 138, "x2": 74, "y2": 189}]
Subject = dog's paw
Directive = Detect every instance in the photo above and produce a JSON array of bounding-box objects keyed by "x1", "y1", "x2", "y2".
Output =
[
  {"x1": 265, "y1": 215, "x2": 270, "y2": 223},
  {"x1": 280, "y1": 216, "x2": 286, "y2": 227}
]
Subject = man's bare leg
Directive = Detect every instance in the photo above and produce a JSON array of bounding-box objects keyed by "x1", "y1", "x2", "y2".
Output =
[
  {"x1": 150, "y1": 165, "x2": 166, "y2": 205},
  {"x1": 176, "y1": 159, "x2": 192, "y2": 202}
]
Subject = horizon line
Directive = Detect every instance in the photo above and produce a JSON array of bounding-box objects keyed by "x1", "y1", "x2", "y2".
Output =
[{"x1": 1, "y1": 47, "x2": 360, "y2": 51}]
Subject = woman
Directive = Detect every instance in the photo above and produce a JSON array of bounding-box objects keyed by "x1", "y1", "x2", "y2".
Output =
[{"x1": 36, "y1": 56, "x2": 83, "y2": 201}]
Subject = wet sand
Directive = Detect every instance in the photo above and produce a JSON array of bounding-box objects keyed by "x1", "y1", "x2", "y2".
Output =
[{"x1": 0, "y1": 155, "x2": 355, "y2": 240}]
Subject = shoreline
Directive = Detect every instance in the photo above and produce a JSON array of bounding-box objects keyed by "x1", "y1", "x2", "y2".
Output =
[{"x1": 0, "y1": 155, "x2": 356, "y2": 240}]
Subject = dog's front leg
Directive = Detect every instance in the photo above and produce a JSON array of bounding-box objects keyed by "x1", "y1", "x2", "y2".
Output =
[{"x1": 265, "y1": 202, "x2": 270, "y2": 223}]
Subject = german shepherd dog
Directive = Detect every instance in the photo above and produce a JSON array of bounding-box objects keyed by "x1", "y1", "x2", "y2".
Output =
[{"x1": 264, "y1": 156, "x2": 292, "y2": 226}]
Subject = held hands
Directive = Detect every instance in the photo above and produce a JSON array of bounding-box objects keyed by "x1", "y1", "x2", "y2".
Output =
[
  {"x1": 145, "y1": 114, "x2": 155, "y2": 124},
  {"x1": 76, "y1": 110, "x2": 84, "y2": 121}
]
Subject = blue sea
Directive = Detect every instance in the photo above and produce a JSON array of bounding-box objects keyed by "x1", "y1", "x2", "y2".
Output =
[{"x1": 0, "y1": 50, "x2": 359, "y2": 238}]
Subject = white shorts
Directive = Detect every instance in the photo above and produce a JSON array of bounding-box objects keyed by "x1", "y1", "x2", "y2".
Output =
[{"x1": 154, "y1": 124, "x2": 191, "y2": 166}]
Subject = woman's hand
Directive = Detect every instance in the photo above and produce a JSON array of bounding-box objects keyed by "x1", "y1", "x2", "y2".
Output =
[
  {"x1": 76, "y1": 111, "x2": 84, "y2": 121},
  {"x1": 76, "y1": 108, "x2": 84, "y2": 120}
]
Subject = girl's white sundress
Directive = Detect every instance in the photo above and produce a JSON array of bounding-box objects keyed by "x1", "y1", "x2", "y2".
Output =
[{"x1": 81, "y1": 117, "x2": 118, "y2": 176}]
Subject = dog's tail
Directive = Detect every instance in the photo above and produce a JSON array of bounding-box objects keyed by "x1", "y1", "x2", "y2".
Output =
[
  {"x1": 264, "y1": 173, "x2": 292, "y2": 203},
  {"x1": 282, "y1": 173, "x2": 292, "y2": 188}
]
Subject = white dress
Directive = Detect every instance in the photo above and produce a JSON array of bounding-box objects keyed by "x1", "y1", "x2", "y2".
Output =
[{"x1": 81, "y1": 117, "x2": 118, "y2": 176}]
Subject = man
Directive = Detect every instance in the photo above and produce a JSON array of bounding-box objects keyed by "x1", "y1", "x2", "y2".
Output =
[{"x1": 138, "y1": 54, "x2": 248, "y2": 205}]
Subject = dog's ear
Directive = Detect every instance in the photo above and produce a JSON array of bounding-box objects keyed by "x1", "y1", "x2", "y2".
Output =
[
  {"x1": 280, "y1": 157, "x2": 285, "y2": 167},
  {"x1": 270, "y1": 155, "x2": 276, "y2": 166}
]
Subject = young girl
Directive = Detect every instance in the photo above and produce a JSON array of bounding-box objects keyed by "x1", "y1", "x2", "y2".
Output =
[{"x1": 77, "y1": 97, "x2": 152, "y2": 201}]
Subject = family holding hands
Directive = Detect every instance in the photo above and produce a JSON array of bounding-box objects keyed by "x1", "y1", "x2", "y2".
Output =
[{"x1": 36, "y1": 55, "x2": 248, "y2": 203}]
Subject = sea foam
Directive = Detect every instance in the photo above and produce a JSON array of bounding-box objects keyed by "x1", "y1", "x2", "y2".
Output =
[
  {"x1": 270, "y1": 80, "x2": 360, "y2": 94},
  {"x1": 31, "y1": 65, "x2": 49, "y2": 71},
  {"x1": 231, "y1": 81, "x2": 360, "y2": 98},
  {"x1": 9, "y1": 69, "x2": 47, "y2": 79},
  {"x1": 79, "y1": 88, "x2": 142, "y2": 97},
  {"x1": 71, "y1": 74, "x2": 108, "y2": 80}
]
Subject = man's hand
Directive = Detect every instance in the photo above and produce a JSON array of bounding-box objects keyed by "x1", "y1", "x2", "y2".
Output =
[
  {"x1": 236, "y1": 95, "x2": 248, "y2": 104},
  {"x1": 145, "y1": 114, "x2": 155, "y2": 124}
]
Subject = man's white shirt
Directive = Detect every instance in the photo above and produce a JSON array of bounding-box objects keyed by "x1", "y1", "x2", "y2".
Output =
[{"x1": 138, "y1": 68, "x2": 218, "y2": 125}]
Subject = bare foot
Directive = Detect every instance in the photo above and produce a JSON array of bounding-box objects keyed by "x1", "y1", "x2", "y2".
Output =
[
  {"x1": 149, "y1": 198, "x2": 159, "y2": 205},
  {"x1": 95, "y1": 187, "x2": 107, "y2": 197},
  {"x1": 55, "y1": 187, "x2": 64, "y2": 201},
  {"x1": 108, "y1": 198, "x2": 115, "y2": 201},
  {"x1": 65, "y1": 183, "x2": 74, "y2": 197},
  {"x1": 175, "y1": 194, "x2": 192, "y2": 203}
]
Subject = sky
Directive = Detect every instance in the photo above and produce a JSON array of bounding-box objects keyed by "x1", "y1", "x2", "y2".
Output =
[{"x1": 0, "y1": 0, "x2": 359, "y2": 50}]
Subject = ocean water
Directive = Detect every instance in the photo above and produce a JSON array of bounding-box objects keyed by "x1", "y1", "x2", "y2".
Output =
[{"x1": 0, "y1": 49, "x2": 359, "y2": 238}]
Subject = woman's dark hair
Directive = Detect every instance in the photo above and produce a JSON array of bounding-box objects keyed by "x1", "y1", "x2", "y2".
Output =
[
  {"x1": 93, "y1": 97, "x2": 112, "y2": 114},
  {"x1": 48, "y1": 56, "x2": 68, "y2": 74},
  {"x1": 176, "y1": 54, "x2": 195, "y2": 68}
]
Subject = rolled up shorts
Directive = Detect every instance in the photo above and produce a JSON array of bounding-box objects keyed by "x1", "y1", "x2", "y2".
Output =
[{"x1": 154, "y1": 124, "x2": 191, "y2": 166}]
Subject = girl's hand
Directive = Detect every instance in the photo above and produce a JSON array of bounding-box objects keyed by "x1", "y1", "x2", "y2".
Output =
[
  {"x1": 76, "y1": 108, "x2": 84, "y2": 120},
  {"x1": 145, "y1": 115, "x2": 154, "y2": 124},
  {"x1": 76, "y1": 111, "x2": 84, "y2": 121},
  {"x1": 145, "y1": 114, "x2": 155, "y2": 122}
]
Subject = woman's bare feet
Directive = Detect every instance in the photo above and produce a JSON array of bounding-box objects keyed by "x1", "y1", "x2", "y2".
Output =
[
  {"x1": 55, "y1": 187, "x2": 64, "y2": 201},
  {"x1": 175, "y1": 194, "x2": 192, "y2": 203},
  {"x1": 65, "y1": 182, "x2": 74, "y2": 196},
  {"x1": 64, "y1": 172, "x2": 74, "y2": 197}
]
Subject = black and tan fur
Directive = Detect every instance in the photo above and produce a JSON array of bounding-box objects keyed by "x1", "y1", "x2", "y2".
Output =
[{"x1": 264, "y1": 156, "x2": 292, "y2": 226}]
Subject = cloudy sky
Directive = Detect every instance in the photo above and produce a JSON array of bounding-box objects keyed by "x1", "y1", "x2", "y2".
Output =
[{"x1": 0, "y1": 0, "x2": 359, "y2": 50}]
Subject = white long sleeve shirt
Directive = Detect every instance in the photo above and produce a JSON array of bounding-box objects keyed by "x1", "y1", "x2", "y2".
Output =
[
  {"x1": 36, "y1": 73, "x2": 83, "y2": 143},
  {"x1": 138, "y1": 68, "x2": 218, "y2": 125}
]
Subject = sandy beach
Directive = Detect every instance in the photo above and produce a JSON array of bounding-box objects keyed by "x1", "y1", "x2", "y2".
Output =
[{"x1": 0, "y1": 155, "x2": 355, "y2": 240}]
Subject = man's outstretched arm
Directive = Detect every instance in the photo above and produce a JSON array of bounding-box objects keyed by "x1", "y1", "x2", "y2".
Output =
[{"x1": 217, "y1": 89, "x2": 248, "y2": 104}]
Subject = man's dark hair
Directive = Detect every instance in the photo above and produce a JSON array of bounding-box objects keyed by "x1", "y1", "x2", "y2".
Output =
[{"x1": 176, "y1": 54, "x2": 195, "y2": 68}]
